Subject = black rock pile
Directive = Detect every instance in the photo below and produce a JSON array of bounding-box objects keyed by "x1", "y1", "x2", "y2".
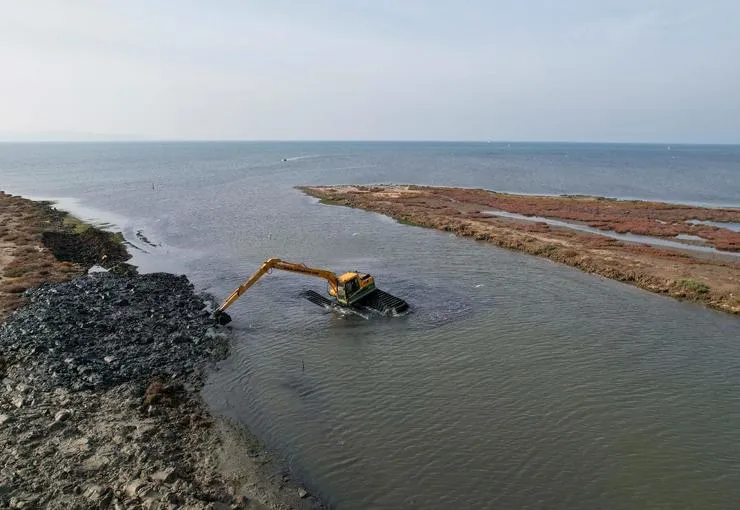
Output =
[{"x1": 0, "y1": 272, "x2": 228, "y2": 391}]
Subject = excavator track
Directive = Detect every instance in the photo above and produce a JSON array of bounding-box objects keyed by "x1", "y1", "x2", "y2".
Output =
[
  {"x1": 355, "y1": 288, "x2": 410, "y2": 315},
  {"x1": 304, "y1": 289, "x2": 335, "y2": 308},
  {"x1": 304, "y1": 289, "x2": 409, "y2": 316}
]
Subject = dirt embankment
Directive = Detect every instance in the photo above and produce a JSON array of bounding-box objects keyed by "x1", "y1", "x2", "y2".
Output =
[
  {"x1": 0, "y1": 192, "x2": 324, "y2": 509},
  {"x1": 0, "y1": 191, "x2": 132, "y2": 322},
  {"x1": 299, "y1": 185, "x2": 740, "y2": 315}
]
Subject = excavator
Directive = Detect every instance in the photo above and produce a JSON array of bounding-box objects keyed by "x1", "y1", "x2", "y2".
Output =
[{"x1": 214, "y1": 258, "x2": 409, "y2": 325}]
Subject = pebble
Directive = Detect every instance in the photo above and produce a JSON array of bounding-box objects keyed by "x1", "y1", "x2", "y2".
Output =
[
  {"x1": 151, "y1": 467, "x2": 178, "y2": 484},
  {"x1": 9, "y1": 497, "x2": 26, "y2": 509},
  {"x1": 125, "y1": 479, "x2": 147, "y2": 499},
  {"x1": 54, "y1": 410, "x2": 71, "y2": 422},
  {"x1": 83, "y1": 484, "x2": 105, "y2": 501}
]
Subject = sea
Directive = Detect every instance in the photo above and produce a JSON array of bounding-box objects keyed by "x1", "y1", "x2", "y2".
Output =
[{"x1": 1, "y1": 141, "x2": 739, "y2": 509}]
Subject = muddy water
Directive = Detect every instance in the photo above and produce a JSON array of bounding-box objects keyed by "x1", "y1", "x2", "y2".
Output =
[
  {"x1": 198, "y1": 206, "x2": 740, "y2": 509},
  {"x1": 689, "y1": 219, "x2": 740, "y2": 232},
  {"x1": 2, "y1": 142, "x2": 740, "y2": 509},
  {"x1": 482, "y1": 209, "x2": 740, "y2": 257}
]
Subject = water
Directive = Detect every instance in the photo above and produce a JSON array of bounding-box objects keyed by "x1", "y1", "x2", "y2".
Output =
[
  {"x1": 688, "y1": 219, "x2": 740, "y2": 232},
  {"x1": 481, "y1": 210, "x2": 740, "y2": 257},
  {"x1": 2, "y1": 142, "x2": 740, "y2": 509}
]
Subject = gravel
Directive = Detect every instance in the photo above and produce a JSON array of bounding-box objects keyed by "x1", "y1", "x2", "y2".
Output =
[
  {"x1": 0, "y1": 271, "x2": 324, "y2": 509},
  {"x1": 0, "y1": 271, "x2": 228, "y2": 392}
]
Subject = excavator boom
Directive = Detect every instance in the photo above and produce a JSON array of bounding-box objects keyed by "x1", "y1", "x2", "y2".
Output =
[
  {"x1": 214, "y1": 257, "x2": 408, "y2": 324},
  {"x1": 216, "y1": 257, "x2": 338, "y2": 315}
]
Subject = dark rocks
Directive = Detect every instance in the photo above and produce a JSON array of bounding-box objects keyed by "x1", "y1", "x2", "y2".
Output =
[
  {"x1": 0, "y1": 270, "x2": 325, "y2": 510},
  {"x1": 0, "y1": 272, "x2": 227, "y2": 391}
]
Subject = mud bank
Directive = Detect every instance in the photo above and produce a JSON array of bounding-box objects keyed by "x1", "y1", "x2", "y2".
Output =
[
  {"x1": 299, "y1": 185, "x2": 740, "y2": 315},
  {"x1": 0, "y1": 193, "x2": 325, "y2": 509},
  {"x1": 0, "y1": 191, "x2": 131, "y2": 322}
]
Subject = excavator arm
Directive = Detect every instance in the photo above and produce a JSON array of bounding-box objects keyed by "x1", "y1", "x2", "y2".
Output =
[{"x1": 214, "y1": 258, "x2": 339, "y2": 324}]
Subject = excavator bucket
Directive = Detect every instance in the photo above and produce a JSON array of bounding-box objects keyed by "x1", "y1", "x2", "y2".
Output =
[
  {"x1": 214, "y1": 310, "x2": 232, "y2": 325},
  {"x1": 304, "y1": 288, "x2": 409, "y2": 316}
]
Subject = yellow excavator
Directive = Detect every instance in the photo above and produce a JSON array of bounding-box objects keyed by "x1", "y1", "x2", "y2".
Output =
[{"x1": 214, "y1": 257, "x2": 409, "y2": 324}]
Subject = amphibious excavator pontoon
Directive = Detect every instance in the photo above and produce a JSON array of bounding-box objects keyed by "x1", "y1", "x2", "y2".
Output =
[{"x1": 214, "y1": 258, "x2": 409, "y2": 325}]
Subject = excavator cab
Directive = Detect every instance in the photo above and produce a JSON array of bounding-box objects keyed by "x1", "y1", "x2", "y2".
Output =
[{"x1": 332, "y1": 272, "x2": 377, "y2": 305}]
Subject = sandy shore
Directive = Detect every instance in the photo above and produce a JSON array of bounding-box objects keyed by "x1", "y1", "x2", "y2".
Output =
[
  {"x1": 0, "y1": 192, "x2": 324, "y2": 509},
  {"x1": 299, "y1": 185, "x2": 740, "y2": 315}
]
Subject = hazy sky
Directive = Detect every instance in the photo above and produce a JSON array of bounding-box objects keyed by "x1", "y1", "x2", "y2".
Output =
[{"x1": 1, "y1": 1, "x2": 739, "y2": 143}]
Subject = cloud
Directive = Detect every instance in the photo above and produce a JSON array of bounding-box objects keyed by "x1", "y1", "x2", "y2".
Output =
[{"x1": 0, "y1": 0, "x2": 738, "y2": 142}]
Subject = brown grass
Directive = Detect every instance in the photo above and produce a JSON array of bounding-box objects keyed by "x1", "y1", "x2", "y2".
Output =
[
  {"x1": 1, "y1": 191, "x2": 131, "y2": 322},
  {"x1": 0, "y1": 191, "x2": 90, "y2": 322}
]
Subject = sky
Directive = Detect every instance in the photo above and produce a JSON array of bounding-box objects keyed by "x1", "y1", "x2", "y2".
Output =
[{"x1": 1, "y1": 1, "x2": 739, "y2": 143}]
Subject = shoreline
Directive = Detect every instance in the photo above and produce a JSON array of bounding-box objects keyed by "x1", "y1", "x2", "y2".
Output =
[
  {"x1": 0, "y1": 192, "x2": 325, "y2": 509},
  {"x1": 0, "y1": 191, "x2": 133, "y2": 322},
  {"x1": 298, "y1": 185, "x2": 740, "y2": 316}
]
